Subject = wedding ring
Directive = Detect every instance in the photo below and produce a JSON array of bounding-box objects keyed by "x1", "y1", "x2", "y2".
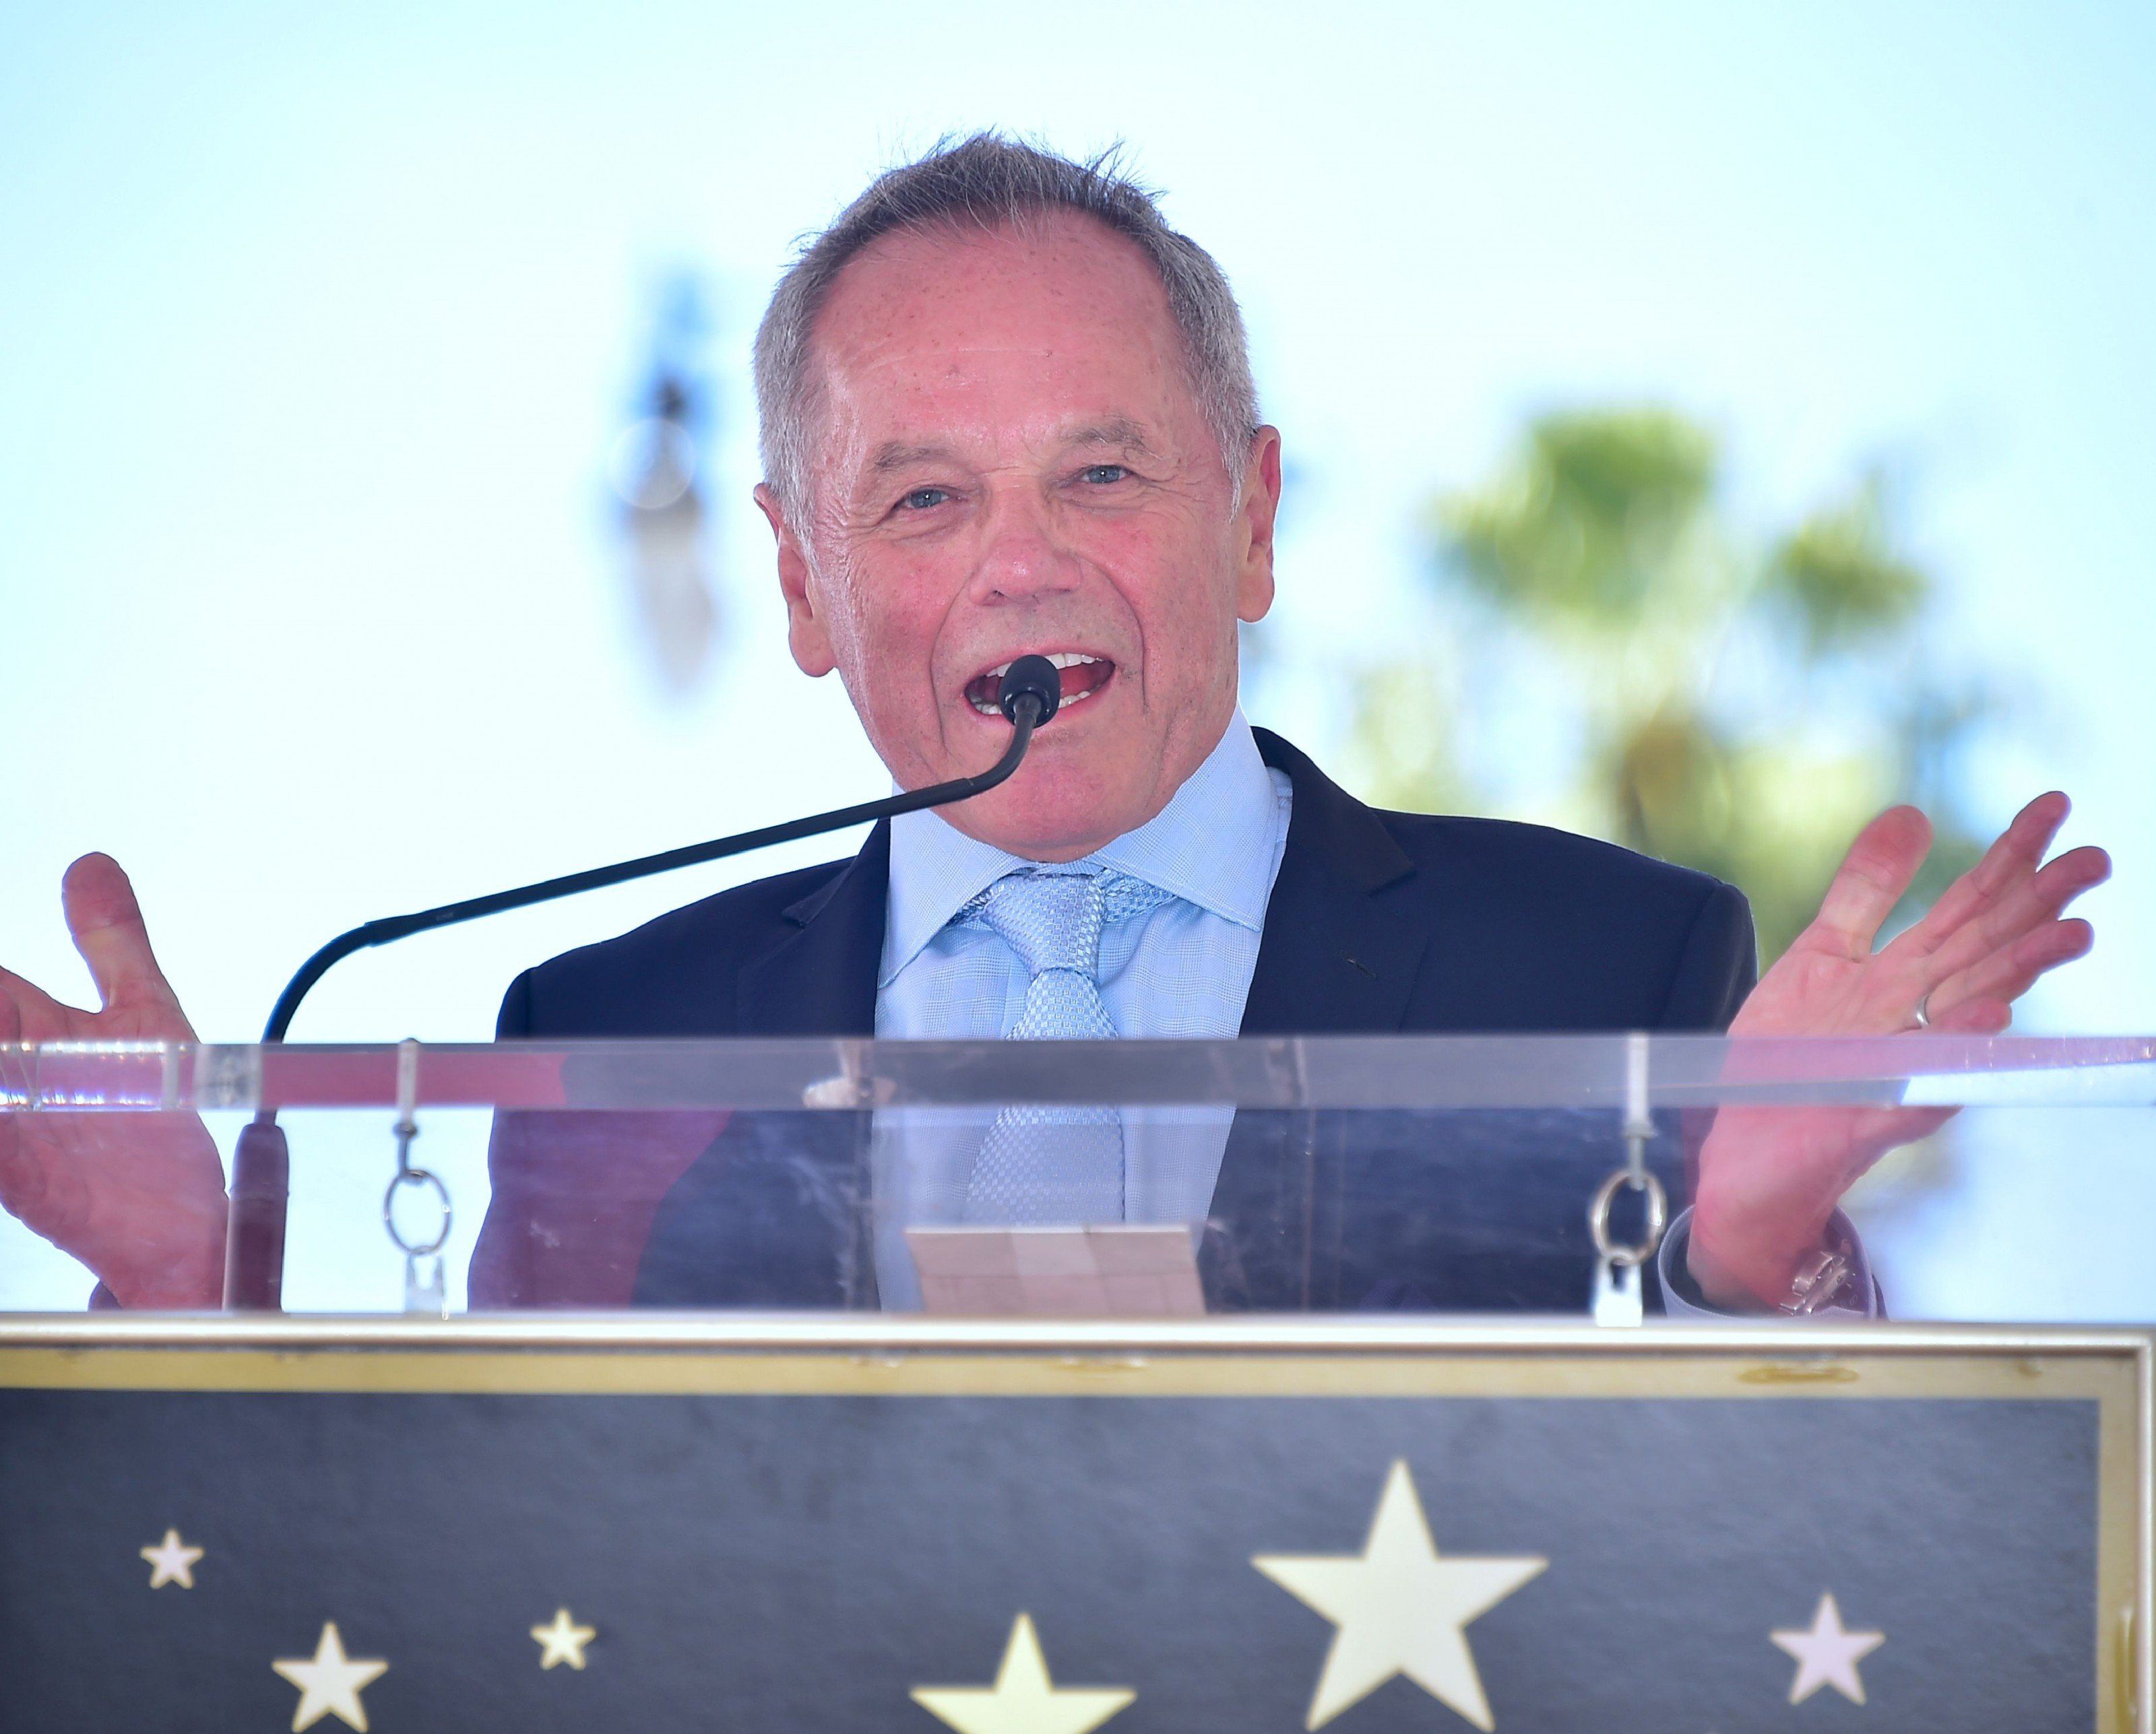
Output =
[{"x1": 1911, "y1": 990, "x2": 1934, "y2": 1030}]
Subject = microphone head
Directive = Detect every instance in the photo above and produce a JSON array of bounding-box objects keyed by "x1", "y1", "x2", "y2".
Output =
[{"x1": 997, "y1": 653, "x2": 1061, "y2": 726}]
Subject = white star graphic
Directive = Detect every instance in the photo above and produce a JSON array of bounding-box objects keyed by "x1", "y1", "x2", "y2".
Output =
[
  {"x1": 531, "y1": 1606, "x2": 597, "y2": 1670},
  {"x1": 910, "y1": 1613, "x2": 1135, "y2": 1734},
  {"x1": 1771, "y1": 1592, "x2": 1884, "y2": 1705},
  {"x1": 271, "y1": 1621, "x2": 389, "y2": 1732},
  {"x1": 1254, "y1": 1459, "x2": 1547, "y2": 1732},
  {"x1": 139, "y1": 1529, "x2": 204, "y2": 1589}
]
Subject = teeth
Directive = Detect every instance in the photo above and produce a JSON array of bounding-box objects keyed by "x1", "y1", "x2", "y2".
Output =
[
  {"x1": 968, "y1": 651, "x2": 1110, "y2": 715},
  {"x1": 968, "y1": 674, "x2": 1108, "y2": 715},
  {"x1": 983, "y1": 651, "x2": 1103, "y2": 680}
]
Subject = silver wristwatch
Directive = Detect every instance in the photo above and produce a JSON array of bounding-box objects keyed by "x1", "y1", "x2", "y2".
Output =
[{"x1": 1779, "y1": 1240, "x2": 1858, "y2": 1315}]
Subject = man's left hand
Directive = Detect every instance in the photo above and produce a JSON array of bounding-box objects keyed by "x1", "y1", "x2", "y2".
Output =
[{"x1": 1687, "y1": 792, "x2": 2110, "y2": 1310}]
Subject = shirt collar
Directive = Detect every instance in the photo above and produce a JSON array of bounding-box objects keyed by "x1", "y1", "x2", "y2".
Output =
[{"x1": 880, "y1": 709, "x2": 1280, "y2": 989}]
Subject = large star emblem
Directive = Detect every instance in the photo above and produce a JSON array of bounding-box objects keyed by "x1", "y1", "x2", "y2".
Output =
[
  {"x1": 271, "y1": 1621, "x2": 389, "y2": 1731},
  {"x1": 910, "y1": 1613, "x2": 1135, "y2": 1734},
  {"x1": 1254, "y1": 1459, "x2": 1547, "y2": 1731}
]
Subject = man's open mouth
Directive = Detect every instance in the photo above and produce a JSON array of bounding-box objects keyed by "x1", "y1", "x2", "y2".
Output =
[{"x1": 964, "y1": 651, "x2": 1116, "y2": 717}]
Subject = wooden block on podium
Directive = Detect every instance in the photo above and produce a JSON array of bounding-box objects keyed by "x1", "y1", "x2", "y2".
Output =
[{"x1": 906, "y1": 1223, "x2": 1205, "y2": 1316}]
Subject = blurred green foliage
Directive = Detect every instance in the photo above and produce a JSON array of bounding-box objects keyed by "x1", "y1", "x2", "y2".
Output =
[{"x1": 1350, "y1": 407, "x2": 1992, "y2": 961}]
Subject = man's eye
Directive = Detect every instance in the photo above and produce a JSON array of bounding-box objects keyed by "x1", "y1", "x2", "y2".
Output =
[
  {"x1": 899, "y1": 487, "x2": 951, "y2": 511},
  {"x1": 1079, "y1": 464, "x2": 1130, "y2": 485}
]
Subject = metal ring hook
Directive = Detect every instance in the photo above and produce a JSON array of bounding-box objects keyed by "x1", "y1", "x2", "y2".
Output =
[
  {"x1": 1588, "y1": 1166, "x2": 1668, "y2": 1269},
  {"x1": 383, "y1": 1166, "x2": 453, "y2": 1258},
  {"x1": 383, "y1": 1035, "x2": 451, "y2": 1270}
]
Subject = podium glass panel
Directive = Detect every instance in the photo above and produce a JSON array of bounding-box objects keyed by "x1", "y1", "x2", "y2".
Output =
[{"x1": 1, "y1": 1034, "x2": 2151, "y2": 1321}]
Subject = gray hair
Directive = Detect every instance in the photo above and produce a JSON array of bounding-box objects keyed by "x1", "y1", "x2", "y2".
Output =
[{"x1": 753, "y1": 133, "x2": 1261, "y2": 521}]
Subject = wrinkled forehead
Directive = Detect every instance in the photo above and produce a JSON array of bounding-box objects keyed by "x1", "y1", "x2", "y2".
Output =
[{"x1": 803, "y1": 213, "x2": 1202, "y2": 475}]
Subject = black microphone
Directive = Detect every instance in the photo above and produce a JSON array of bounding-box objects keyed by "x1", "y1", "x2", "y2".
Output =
[{"x1": 222, "y1": 655, "x2": 1061, "y2": 1307}]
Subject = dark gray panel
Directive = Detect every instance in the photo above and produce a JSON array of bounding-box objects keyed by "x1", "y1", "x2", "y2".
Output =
[{"x1": 0, "y1": 1388, "x2": 2098, "y2": 1731}]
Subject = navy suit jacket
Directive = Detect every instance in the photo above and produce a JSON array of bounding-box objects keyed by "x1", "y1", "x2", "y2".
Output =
[{"x1": 474, "y1": 730, "x2": 1756, "y2": 1313}]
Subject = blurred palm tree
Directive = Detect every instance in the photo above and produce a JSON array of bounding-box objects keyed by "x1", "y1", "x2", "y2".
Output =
[{"x1": 1350, "y1": 408, "x2": 1993, "y2": 960}]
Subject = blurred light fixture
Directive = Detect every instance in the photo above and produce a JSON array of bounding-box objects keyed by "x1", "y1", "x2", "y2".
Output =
[{"x1": 612, "y1": 276, "x2": 720, "y2": 697}]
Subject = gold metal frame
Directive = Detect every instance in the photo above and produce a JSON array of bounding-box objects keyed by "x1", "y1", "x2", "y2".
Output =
[{"x1": 4, "y1": 1316, "x2": 2149, "y2": 1731}]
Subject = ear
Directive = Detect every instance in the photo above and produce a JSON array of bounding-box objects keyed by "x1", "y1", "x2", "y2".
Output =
[
  {"x1": 1232, "y1": 426, "x2": 1283, "y2": 624},
  {"x1": 756, "y1": 483, "x2": 837, "y2": 676}
]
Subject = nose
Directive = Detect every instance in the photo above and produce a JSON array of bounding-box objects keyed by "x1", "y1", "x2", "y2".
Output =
[{"x1": 963, "y1": 488, "x2": 1082, "y2": 606}]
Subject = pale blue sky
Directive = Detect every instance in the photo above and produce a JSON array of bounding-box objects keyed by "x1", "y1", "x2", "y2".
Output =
[
  {"x1": 3, "y1": 0, "x2": 2151, "y2": 1041},
  {"x1": 3, "y1": 1, "x2": 2153, "y2": 1318}
]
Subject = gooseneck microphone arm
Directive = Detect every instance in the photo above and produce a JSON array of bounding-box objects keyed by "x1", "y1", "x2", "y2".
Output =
[
  {"x1": 258, "y1": 655, "x2": 1063, "y2": 1042},
  {"x1": 220, "y1": 655, "x2": 1061, "y2": 1310}
]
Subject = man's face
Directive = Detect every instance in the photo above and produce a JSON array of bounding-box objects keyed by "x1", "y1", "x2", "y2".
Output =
[{"x1": 758, "y1": 212, "x2": 1282, "y2": 861}]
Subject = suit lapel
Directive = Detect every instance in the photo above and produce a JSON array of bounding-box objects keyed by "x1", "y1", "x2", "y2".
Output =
[
  {"x1": 720, "y1": 828, "x2": 888, "y2": 1302},
  {"x1": 1206, "y1": 732, "x2": 1433, "y2": 1310},
  {"x1": 736, "y1": 822, "x2": 890, "y2": 1037},
  {"x1": 1238, "y1": 729, "x2": 1428, "y2": 1035}
]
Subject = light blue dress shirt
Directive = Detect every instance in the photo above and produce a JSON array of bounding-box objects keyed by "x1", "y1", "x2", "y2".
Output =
[{"x1": 870, "y1": 711, "x2": 1291, "y2": 1306}]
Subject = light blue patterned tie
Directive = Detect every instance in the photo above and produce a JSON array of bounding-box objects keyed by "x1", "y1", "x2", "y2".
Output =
[{"x1": 959, "y1": 866, "x2": 1173, "y2": 1223}]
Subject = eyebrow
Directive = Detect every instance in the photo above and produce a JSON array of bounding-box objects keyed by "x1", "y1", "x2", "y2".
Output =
[
  {"x1": 862, "y1": 440, "x2": 957, "y2": 480},
  {"x1": 1061, "y1": 417, "x2": 1157, "y2": 455},
  {"x1": 864, "y1": 418, "x2": 1159, "y2": 479},
  {"x1": 867, "y1": 441, "x2": 960, "y2": 478}
]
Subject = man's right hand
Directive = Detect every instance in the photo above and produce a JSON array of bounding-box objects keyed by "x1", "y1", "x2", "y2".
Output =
[{"x1": 0, "y1": 855, "x2": 227, "y2": 1308}]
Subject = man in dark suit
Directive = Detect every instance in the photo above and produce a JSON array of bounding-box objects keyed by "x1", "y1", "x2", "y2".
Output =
[
  {"x1": 0, "y1": 137, "x2": 2109, "y2": 1317},
  {"x1": 476, "y1": 727, "x2": 1752, "y2": 1314},
  {"x1": 465, "y1": 137, "x2": 2105, "y2": 1320}
]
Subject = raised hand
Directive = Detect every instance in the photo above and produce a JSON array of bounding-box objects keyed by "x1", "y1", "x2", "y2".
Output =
[
  {"x1": 1689, "y1": 794, "x2": 2110, "y2": 1309},
  {"x1": 0, "y1": 855, "x2": 227, "y2": 1308}
]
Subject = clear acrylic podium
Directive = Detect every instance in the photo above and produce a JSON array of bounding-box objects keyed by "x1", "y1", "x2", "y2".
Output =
[
  {"x1": 3, "y1": 1035, "x2": 2151, "y2": 1727},
  {"x1": 3, "y1": 1032, "x2": 2153, "y2": 1320}
]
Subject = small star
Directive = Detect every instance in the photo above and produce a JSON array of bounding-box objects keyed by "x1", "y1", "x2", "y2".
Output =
[
  {"x1": 531, "y1": 1607, "x2": 597, "y2": 1670},
  {"x1": 139, "y1": 1529, "x2": 204, "y2": 1589},
  {"x1": 1254, "y1": 1459, "x2": 1547, "y2": 1731},
  {"x1": 1771, "y1": 1592, "x2": 1884, "y2": 1705},
  {"x1": 272, "y1": 1621, "x2": 389, "y2": 1731},
  {"x1": 911, "y1": 1613, "x2": 1135, "y2": 1734}
]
